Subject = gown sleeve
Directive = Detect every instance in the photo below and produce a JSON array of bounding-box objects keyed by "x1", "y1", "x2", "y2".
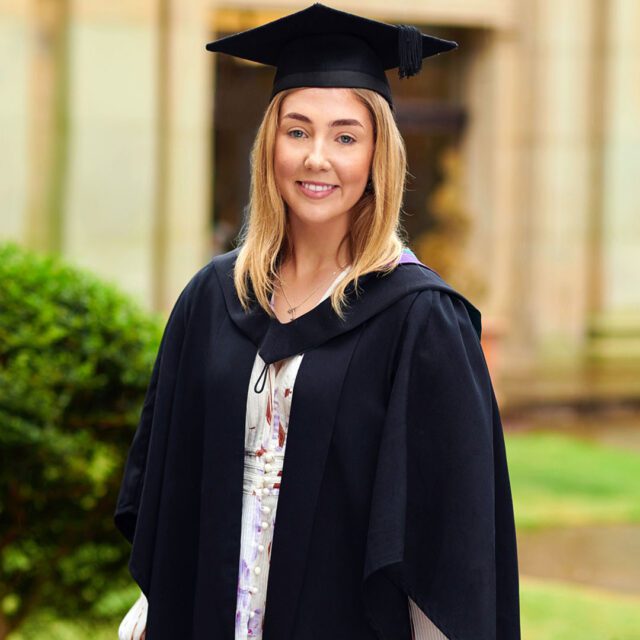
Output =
[
  {"x1": 113, "y1": 283, "x2": 191, "y2": 545},
  {"x1": 363, "y1": 289, "x2": 521, "y2": 640}
]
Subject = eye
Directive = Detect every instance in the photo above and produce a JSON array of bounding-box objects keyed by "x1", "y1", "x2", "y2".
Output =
[
  {"x1": 338, "y1": 134, "x2": 355, "y2": 145},
  {"x1": 287, "y1": 129, "x2": 306, "y2": 139}
]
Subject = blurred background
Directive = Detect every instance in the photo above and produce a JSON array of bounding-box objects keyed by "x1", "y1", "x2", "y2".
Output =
[{"x1": 1, "y1": 0, "x2": 639, "y2": 638}]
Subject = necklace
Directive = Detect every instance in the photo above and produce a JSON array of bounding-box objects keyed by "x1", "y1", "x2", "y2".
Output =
[{"x1": 277, "y1": 265, "x2": 345, "y2": 320}]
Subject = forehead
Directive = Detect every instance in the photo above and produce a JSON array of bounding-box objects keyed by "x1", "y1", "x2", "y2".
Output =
[{"x1": 279, "y1": 87, "x2": 369, "y2": 119}]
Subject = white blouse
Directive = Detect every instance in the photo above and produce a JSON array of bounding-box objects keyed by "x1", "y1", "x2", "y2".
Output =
[{"x1": 118, "y1": 266, "x2": 448, "y2": 640}]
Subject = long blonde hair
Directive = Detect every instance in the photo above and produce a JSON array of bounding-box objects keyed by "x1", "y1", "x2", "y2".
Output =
[{"x1": 233, "y1": 87, "x2": 409, "y2": 321}]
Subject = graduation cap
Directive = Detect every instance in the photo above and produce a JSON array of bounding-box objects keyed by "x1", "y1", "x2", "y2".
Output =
[{"x1": 204, "y1": 2, "x2": 458, "y2": 108}]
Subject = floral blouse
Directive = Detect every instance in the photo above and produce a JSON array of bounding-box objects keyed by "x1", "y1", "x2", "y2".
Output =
[{"x1": 118, "y1": 264, "x2": 449, "y2": 640}]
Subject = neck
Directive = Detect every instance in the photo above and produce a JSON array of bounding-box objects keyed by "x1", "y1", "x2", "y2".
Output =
[{"x1": 282, "y1": 218, "x2": 351, "y2": 279}]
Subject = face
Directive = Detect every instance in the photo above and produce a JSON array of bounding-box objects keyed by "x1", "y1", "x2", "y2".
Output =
[{"x1": 274, "y1": 87, "x2": 375, "y2": 228}]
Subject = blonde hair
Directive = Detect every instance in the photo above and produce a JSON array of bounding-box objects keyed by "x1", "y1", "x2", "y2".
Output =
[{"x1": 233, "y1": 87, "x2": 409, "y2": 321}]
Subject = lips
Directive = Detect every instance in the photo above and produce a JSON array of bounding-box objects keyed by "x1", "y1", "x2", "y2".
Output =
[{"x1": 296, "y1": 181, "x2": 339, "y2": 199}]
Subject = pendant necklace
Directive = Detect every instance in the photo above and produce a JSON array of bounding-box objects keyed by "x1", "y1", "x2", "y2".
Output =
[{"x1": 277, "y1": 266, "x2": 344, "y2": 320}]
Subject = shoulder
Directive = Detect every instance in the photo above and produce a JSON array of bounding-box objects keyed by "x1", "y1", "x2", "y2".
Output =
[
  {"x1": 395, "y1": 288, "x2": 489, "y2": 396},
  {"x1": 387, "y1": 263, "x2": 482, "y2": 342},
  {"x1": 169, "y1": 247, "x2": 239, "y2": 323}
]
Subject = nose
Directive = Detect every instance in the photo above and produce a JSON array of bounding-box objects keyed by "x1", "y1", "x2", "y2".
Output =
[{"x1": 304, "y1": 140, "x2": 331, "y2": 172}]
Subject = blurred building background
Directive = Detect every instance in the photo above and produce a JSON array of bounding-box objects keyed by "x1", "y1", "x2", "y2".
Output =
[{"x1": 1, "y1": 0, "x2": 639, "y2": 410}]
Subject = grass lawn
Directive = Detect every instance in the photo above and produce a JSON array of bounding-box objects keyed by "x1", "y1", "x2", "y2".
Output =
[
  {"x1": 507, "y1": 430, "x2": 640, "y2": 638},
  {"x1": 521, "y1": 575, "x2": 640, "y2": 639},
  {"x1": 8, "y1": 617, "x2": 120, "y2": 640},
  {"x1": 505, "y1": 430, "x2": 640, "y2": 530}
]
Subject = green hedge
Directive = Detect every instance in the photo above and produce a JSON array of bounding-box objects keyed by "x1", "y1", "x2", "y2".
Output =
[{"x1": 0, "y1": 241, "x2": 162, "y2": 635}]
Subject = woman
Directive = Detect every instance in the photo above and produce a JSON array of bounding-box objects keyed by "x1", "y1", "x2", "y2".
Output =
[{"x1": 115, "y1": 4, "x2": 521, "y2": 640}]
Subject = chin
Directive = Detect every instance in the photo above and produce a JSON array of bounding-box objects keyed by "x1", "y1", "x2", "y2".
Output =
[
  {"x1": 286, "y1": 195, "x2": 360, "y2": 219},
  {"x1": 293, "y1": 209, "x2": 344, "y2": 224}
]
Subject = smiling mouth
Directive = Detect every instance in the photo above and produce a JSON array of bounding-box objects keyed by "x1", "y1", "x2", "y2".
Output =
[
  {"x1": 296, "y1": 181, "x2": 338, "y2": 192},
  {"x1": 295, "y1": 181, "x2": 339, "y2": 200},
  {"x1": 296, "y1": 180, "x2": 338, "y2": 193}
]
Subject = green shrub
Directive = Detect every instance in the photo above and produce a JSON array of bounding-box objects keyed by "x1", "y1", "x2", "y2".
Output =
[{"x1": 0, "y1": 241, "x2": 163, "y2": 637}]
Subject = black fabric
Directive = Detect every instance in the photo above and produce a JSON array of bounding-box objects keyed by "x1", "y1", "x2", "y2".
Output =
[
  {"x1": 204, "y1": 3, "x2": 458, "y2": 107},
  {"x1": 362, "y1": 288, "x2": 521, "y2": 640},
  {"x1": 114, "y1": 246, "x2": 521, "y2": 639}
]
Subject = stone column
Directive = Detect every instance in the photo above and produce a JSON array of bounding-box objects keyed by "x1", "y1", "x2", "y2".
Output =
[
  {"x1": 0, "y1": 0, "x2": 29, "y2": 243},
  {"x1": 589, "y1": 0, "x2": 640, "y2": 362},
  {"x1": 460, "y1": 24, "x2": 524, "y2": 388},
  {"x1": 153, "y1": 0, "x2": 212, "y2": 312},
  {"x1": 63, "y1": 0, "x2": 211, "y2": 310},
  {"x1": 520, "y1": 0, "x2": 600, "y2": 366}
]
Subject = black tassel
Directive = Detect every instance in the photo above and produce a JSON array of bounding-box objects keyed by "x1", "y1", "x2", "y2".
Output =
[{"x1": 397, "y1": 24, "x2": 423, "y2": 79}]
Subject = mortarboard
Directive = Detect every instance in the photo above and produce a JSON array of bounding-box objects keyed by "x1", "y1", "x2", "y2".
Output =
[{"x1": 204, "y1": 2, "x2": 458, "y2": 108}]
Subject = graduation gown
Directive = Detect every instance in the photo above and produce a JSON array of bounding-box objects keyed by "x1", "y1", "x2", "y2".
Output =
[{"x1": 113, "y1": 246, "x2": 521, "y2": 640}]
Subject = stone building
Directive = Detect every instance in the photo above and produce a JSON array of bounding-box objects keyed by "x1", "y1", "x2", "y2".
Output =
[{"x1": 2, "y1": 0, "x2": 638, "y2": 408}]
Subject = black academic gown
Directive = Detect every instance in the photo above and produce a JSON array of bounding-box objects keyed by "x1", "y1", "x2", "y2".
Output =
[{"x1": 114, "y1": 246, "x2": 521, "y2": 640}]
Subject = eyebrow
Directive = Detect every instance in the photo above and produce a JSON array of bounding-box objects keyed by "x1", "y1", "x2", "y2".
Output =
[{"x1": 282, "y1": 112, "x2": 364, "y2": 129}]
